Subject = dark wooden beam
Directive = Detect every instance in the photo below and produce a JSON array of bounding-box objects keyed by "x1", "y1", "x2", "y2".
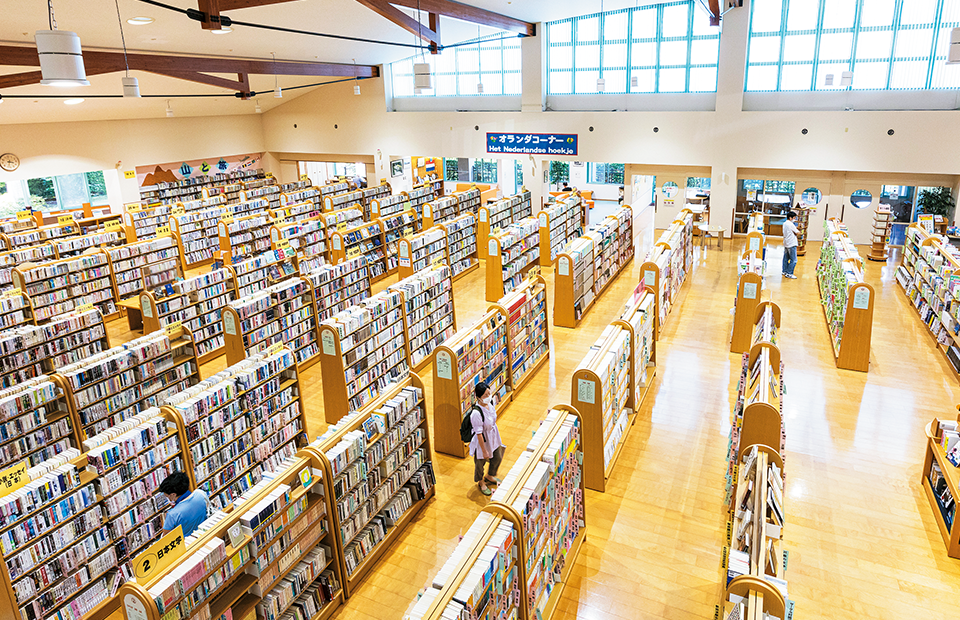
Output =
[
  {"x1": 354, "y1": 0, "x2": 439, "y2": 45},
  {"x1": 387, "y1": 0, "x2": 535, "y2": 36},
  {"x1": 429, "y1": 12, "x2": 440, "y2": 54},
  {"x1": 695, "y1": 0, "x2": 722, "y2": 26},
  {"x1": 197, "y1": 0, "x2": 221, "y2": 29},
  {"x1": 0, "y1": 67, "x2": 120, "y2": 89},
  {"x1": 146, "y1": 69, "x2": 252, "y2": 92},
  {"x1": 0, "y1": 46, "x2": 379, "y2": 83}
]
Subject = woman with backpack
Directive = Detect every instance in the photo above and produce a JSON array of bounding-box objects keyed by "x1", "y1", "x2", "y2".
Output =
[{"x1": 469, "y1": 381, "x2": 504, "y2": 496}]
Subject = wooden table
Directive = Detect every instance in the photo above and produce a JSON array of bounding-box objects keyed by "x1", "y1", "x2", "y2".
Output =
[
  {"x1": 698, "y1": 224, "x2": 726, "y2": 250},
  {"x1": 118, "y1": 297, "x2": 143, "y2": 332}
]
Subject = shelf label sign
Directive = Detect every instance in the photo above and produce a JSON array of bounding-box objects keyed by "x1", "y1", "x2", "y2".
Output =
[
  {"x1": 558, "y1": 257, "x2": 570, "y2": 277},
  {"x1": 488, "y1": 239, "x2": 498, "y2": 256},
  {"x1": 539, "y1": 212, "x2": 548, "y2": 227},
  {"x1": 227, "y1": 522, "x2": 245, "y2": 549},
  {"x1": 141, "y1": 295, "x2": 153, "y2": 318},
  {"x1": 576, "y1": 378, "x2": 596, "y2": 404},
  {"x1": 853, "y1": 287, "x2": 870, "y2": 309},
  {"x1": 643, "y1": 269, "x2": 656, "y2": 287},
  {"x1": 436, "y1": 350, "x2": 453, "y2": 380},
  {"x1": 743, "y1": 282, "x2": 758, "y2": 300},
  {"x1": 749, "y1": 236, "x2": 760, "y2": 252},
  {"x1": 16, "y1": 210, "x2": 31, "y2": 221},
  {"x1": 58, "y1": 214, "x2": 75, "y2": 226},
  {"x1": 124, "y1": 595, "x2": 149, "y2": 620},
  {"x1": 321, "y1": 329, "x2": 336, "y2": 355},
  {"x1": 919, "y1": 214, "x2": 934, "y2": 234},
  {"x1": 0, "y1": 461, "x2": 30, "y2": 496},
  {"x1": 486, "y1": 132, "x2": 578, "y2": 156},
  {"x1": 104, "y1": 220, "x2": 123, "y2": 232},
  {"x1": 479, "y1": 209, "x2": 487, "y2": 222},
  {"x1": 134, "y1": 526, "x2": 184, "y2": 584},
  {"x1": 224, "y1": 312, "x2": 236, "y2": 335}
]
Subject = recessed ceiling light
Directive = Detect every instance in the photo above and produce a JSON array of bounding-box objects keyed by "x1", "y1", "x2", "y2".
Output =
[
  {"x1": 127, "y1": 17, "x2": 154, "y2": 25},
  {"x1": 64, "y1": 98, "x2": 84, "y2": 105},
  {"x1": 211, "y1": 27, "x2": 232, "y2": 34}
]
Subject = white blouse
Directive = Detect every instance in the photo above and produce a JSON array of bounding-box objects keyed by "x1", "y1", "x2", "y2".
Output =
[{"x1": 468, "y1": 399, "x2": 503, "y2": 458}]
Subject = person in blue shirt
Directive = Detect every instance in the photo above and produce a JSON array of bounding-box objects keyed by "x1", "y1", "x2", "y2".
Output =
[{"x1": 159, "y1": 471, "x2": 210, "y2": 537}]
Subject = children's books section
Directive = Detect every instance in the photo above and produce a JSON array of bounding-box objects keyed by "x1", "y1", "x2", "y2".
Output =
[
  {"x1": 554, "y1": 206, "x2": 635, "y2": 328},
  {"x1": 389, "y1": 265, "x2": 456, "y2": 372},
  {"x1": 488, "y1": 274, "x2": 549, "y2": 395},
  {"x1": 640, "y1": 209, "x2": 694, "y2": 335},
  {"x1": 538, "y1": 194, "x2": 583, "y2": 267},
  {"x1": 721, "y1": 301, "x2": 790, "y2": 620},
  {"x1": 441, "y1": 213, "x2": 479, "y2": 280},
  {"x1": 815, "y1": 219, "x2": 874, "y2": 372},
  {"x1": 306, "y1": 374, "x2": 435, "y2": 597},
  {"x1": 397, "y1": 226, "x2": 448, "y2": 279},
  {"x1": 329, "y1": 220, "x2": 389, "y2": 282},
  {"x1": 923, "y1": 414, "x2": 960, "y2": 557},
  {"x1": 13, "y1": 252, "x2": 119, "y2": 322},
  {"x1": 405, "y1": 406, "x2": 584, "y2": 620},
  {"x1": 730, "y1": 249, "x2": 766, "y2": 354},
  {"x1": 486, "y1": 217, "x2": 541, "y2": 303}
]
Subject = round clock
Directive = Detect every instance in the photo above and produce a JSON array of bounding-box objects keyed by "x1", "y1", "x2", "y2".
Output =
[{"x1": 0, "y1": 153, "x2": 19, "y2": 172}]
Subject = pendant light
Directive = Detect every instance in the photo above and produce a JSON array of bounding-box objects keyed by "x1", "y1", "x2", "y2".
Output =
[
  {"x1": 413, "y1": 0, "x2": 432, "y2": 93},
  {"x1": 353, "y1": 58, "x2": 361, "y2": 95},
  {"x1": 165, "y1": 100, "x2": 173, "y2": 117},
  {"x1": 255, "y1": 99, "x2": 262, "y2": 113},
  {"x1": 273, "y1": 52, "x2": 282, "y2": 98},
  {"x1": 114, "y1": 0, "x2": 140, "y2": 97},
  {"x1": 36, "y1": 0, "x2": 90, "y2": 87}
]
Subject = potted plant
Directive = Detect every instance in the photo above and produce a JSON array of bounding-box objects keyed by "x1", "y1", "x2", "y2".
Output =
[{"x1": 917, "y1": 186, "x2": 956, "y2": 221}]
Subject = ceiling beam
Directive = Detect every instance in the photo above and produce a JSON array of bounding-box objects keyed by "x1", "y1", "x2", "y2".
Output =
[
  {"x1": 0, "y1": 67, "x2": 117, "y2": 89},
  {"x1": 219, "y1": 0, "x2": 303, "y2": 11},
  {"x1": 146, "y1": 69, "x2": 252, "y2": 93},
  {"x1": 695, "y1": 0, "x2": 722, "y2": 26},
  {"x1": 354, "y1": 0, "x2": 440, "y2": 47},
  {"x1": 386, "y1": 0, "x2": 535, "y2": 36}
]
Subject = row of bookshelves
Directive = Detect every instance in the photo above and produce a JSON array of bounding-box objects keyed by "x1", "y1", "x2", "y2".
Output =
[
  {"x1": 477, "y1": 189, "x2": 532, "y2": 260},
  {"x1": 433, "y1": 275, "x2": 550, "y2": 458},
  {"x1": 421, "y1": 187, "x2": 481, "y2": 229},
  {"x1": 538, "y1": 193, "x2": 583, "y2": 267},
  {"x1": 923, "y1": 415, "x2": 960, "y2": 557},
  {"x1": 405, "y1": 405, "x2": 583, "y2": 620},
  {"x1": 641, "y1": 209, "x2": 695, "y2": 335},
  {"x1": 554, "y1": 205, "x2": 634, "y2": 327},
  {"x1": 815, "y1": 219, "x2": 874, "y2": 372},
  {"x1": 721, "y1": 301, "x2": 790, "y2": 620},
  {"x1": 138, "y1": 168, "x2": 263, "y2": 204},
  {"x1": 730, "y1": 248, "x2": 766, "y2": 354}
]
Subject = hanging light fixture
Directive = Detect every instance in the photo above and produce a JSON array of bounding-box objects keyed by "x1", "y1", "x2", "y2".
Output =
[
  {"x1": 840, "y1": 71, "x2": 853, "y2": 86},
  {"x1": 353, "y1": 58, "x2": 361, "y2": 95},
  {"x1": 255, "y1": 99, "x2": 262, "y2": 113},
  {"x1": 165, "y1": 100, "x2": 173, "y2": 117},
  {"x1": 273, "y1": 52, "x2": 282, "y2": 98},
  {"x1": 413, "y1": 0, "x2": 432, "y2": 93},
  {"x1": 36, "y1": 0, "x2": 90, "y2": 87},
  {"x1": 114, "y1": 0, "x2": 140, "y2": 97}
]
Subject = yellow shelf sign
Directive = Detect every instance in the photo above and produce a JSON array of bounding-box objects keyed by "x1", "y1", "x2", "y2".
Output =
[
  {"x1": 0, "y1": 461, "x2": 30, "y2": 496},
  {"x1": 134, "y1": 526, "x2": 185, "y2": 584}
]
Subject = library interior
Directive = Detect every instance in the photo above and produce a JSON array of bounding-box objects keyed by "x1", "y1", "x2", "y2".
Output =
[{"x1": 3, "y1": 0, "x2": 960, "y2": 619}]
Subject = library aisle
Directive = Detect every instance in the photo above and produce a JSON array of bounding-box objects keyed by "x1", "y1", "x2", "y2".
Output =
[{"x1": 102, "y1": 233, "x2": 960, "y2": 620}]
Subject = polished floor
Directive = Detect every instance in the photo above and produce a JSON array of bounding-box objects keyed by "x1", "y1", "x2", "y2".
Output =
[{"x1": 105, "y1": 233, "x2": 960, "y2": 620}]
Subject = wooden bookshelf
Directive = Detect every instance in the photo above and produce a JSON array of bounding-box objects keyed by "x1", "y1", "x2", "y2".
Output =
[
  {"x1": 139, "y1": 168, "x2": 262, "y2": 205},
  {"x1": 397, "y1": 225, "x2": 448, "y2": 279},
  {"x1": 0, "y1": 373, "x2": 74, "y2": 470},
  {"x1": 615, "y1": 283, "x2": 658, "y2": 414},
  {"x1": 239, "y1": 182, "x2": 281, "y2": 211},
  {"x1": 816, "y1": 219, "x2": 874, "y2": 372},
  {"x1": 371, "y1": 192, "x2": 418, "y2": 226},
  {"x1": 218, "y1": 212, "x2": 274, "y2": 264},
  {"x1": 323, "y1": 188, "x2": 365, "y2": 216},
  {"x1": 720, "y1": 575, "x2": 786, "y2": 620},
  {"x1": 405, "y1": 183, "x2": 439, "y2": 222},
  {"x1": 306, "y1": 374, "x2": 435, "y2": 598},
  {"x1": 227, "y1": 247, "x2": 300, "y2": 299},
  {"x1": 360, "y1": 180, "x2": 392, "y2": 214},
  {"x1": 640, "y1": 209, "x2": 694, "y2": 335},
  {"x1": 270, "y1": 215, "x2": 327, "y2": 273},
  {"x1": 140, "y1": 267, "x2": 236, "y2": 363},
  {"x1": 54, "y1": 326, "x2": 201, "y2": 440},
  {"x1": 379, "y1": 209, "x2": 420, "y2": 262},
  {"x1": 485, "y1": 217, "x2": 541, "y2": 303},
  {"x1": 0, "y1": 288, "x2": 35, "y2": 331},
  {"x1": 867, "y1": 206, "x2": 892, "y2": 261},
  {"x1": 554, "y1": 207, "x2": 634, "y2": 327},
  {"x1": 12, "y1": 251, "x2": 119, "y2": 322},
  {"x1": 170, "y1": 203, "x2": 234, "y2": 268},
  {"x1": 104, "y1": 236, "x2": 182, "y2": 306},
  {"x1": 390, "y1": 265, "x2": 456, "y2": 372},
  {"x1": 0, "y1": 243, "x2": 55, "y2": 293},
  {"x1": 122, "y1": 204, "x2": 173, "y2": 242},
  {"x1": 202, "y1": 180, "x2": 245, "y2": 204},
  {"x1": 794, "y1": 205, "x2": 813, "y2": 256},
  {"x1": 276, "y1": 186, "x2": 323, "y2": 219},
  {"x1": 223, "y1": 276, "x2": 322, "y2": 370},
  {"x1": 317, "y1": 289, "x2": 411, "y2": 423},
  {"x1": 316, "y1": 180, "x2": 352, "y2": 206},
  {"x1": 488, "y1": 274, "x2": 549, "y2": 396},
  {"x1": 441, "y1": 213, "x2": 479, "y2": 281},
  {"x1": 117, "y1": 450, "x2": 342, "y2": 620},
  {"x1": 320, "y1": 206, "x2": 364, "y2": 243},
  {"x1": 329, "y1": 220, "x2": 389, "y2": 282},
  {"x1": 538, "y1": 193, "x2": 583, "y2": 267},
  {"x1": 1, "y1": 220, "x2": 81, "y2": 251},
  {"x1": 302, "y1": 256, "x2": 373, "y2": 322},
  {"x1": 923, "y1": 416, "x2": 960, "y2": 557},
  {"x1": 421, "y1": 195, "x2": 458, "y2": 229},
  {"x1": 51, "y1": 229, "x2": 124, "y2": 259},
  {"x1": 0, "y1": 213, "x2": 37, "y2": 236},
  {"x1": 731, "y1": 249, "x2": 766, "y2": 354},
  {"x1": 432, "y1": 308, "x2": 510, "y2": 457},
  {"x1": 477, "y1": 189, "x2": 532, "y2": 260}
]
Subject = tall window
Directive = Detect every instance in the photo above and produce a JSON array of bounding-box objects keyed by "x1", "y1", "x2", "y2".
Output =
[
  {"x1": 391, "y1": 34, "x2": 522, "y2": 97},
  {"x1": 746, "y1": 0, "x2": 960, "y2": 91},
  {"x1": 471, "y1": 159, "x2": 498, "y2": 184},
  {"x1": 546, "y1": 1, "x2": 720, "y2": 95},
  {"x1": 588, "y1": 163, "x2": 625, "y2": 184},
  {"x1": 444, "y1": 158, "x2": 460, "y2": 181}
]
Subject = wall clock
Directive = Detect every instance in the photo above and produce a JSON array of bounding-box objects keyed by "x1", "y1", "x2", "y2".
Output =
[{"x1": 0, "y1": 153, "x2": 19, "y2": 172}]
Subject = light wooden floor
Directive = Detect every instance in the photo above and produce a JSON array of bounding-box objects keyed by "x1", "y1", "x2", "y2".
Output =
[{"x1": 106, "y1": 236, "x2": 960, "y2": 620}]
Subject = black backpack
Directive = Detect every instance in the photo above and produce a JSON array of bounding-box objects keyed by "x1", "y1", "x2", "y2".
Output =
[{"x1": 460, "y1": 405, "x2": 483, "y2": 443}]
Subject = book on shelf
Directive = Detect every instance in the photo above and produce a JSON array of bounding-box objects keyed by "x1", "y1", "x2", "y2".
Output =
[
  {"x1": 397, "y1": 226, "x2": 447, "y2": 279},
  {"x1": 388, "y1": 265, "x2": 456, "y2": 370},
  {"x1": 441, "y1": 213, "x2": 478, "y2": 279},
  {"x1": 300, "y1": 256, "x2": 372, "y2": 322},
  {"x1": 228, "y1": 248, "x2": 299, "y2": 299},
  {"x1": 492, "y1": 274, "x2": 548, "y2": 392},
  {"x1": 171, "y1": 203, "x2": 234, "y2": 267},
  {"x1": 330, "y1": 220, "x2": 388, "y2": 282},
  {"x1": 12, "y1": 252, "x2": 119, "y2": 321},
  {"x1": 106, "y1": 236, "x2": 182, "y2": 303},
  {"x1": 486, "y1": 217, "x2": 540, "y2": 303}
]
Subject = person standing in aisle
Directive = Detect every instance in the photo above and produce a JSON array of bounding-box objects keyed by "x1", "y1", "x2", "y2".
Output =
[
  {"x1": 470, "y1": 381, "x2": 505, "y2": 496},
  {"x1": 158, "y1": 471, "x2": 210, "y2": 537},
  {"x1": 782, "y1": 210, "x2": 800, "y2": 279}
]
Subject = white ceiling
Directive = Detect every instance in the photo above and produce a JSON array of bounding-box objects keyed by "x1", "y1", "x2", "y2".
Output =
[{"x1": 0, "y1": 0, "x2": 655, "y2": 124}]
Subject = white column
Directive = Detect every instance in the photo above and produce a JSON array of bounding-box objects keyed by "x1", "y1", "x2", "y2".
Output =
[{"x1": 521, "y1": 24, "x2": 545, "y2": 113}]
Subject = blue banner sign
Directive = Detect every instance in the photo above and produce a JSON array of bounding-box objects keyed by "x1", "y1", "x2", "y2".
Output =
[{"x1": 486, "y1": 132, "x2": 578, "y2": 155}]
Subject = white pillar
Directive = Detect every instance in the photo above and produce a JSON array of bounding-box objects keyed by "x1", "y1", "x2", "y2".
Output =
[{"x1": 521, "y1": 24, "x2": 545, "y2": 113}]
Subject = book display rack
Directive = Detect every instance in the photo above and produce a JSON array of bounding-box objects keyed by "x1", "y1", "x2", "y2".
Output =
[
  {"x1": 329, "y1": 220, "x2": 388, "y2": 282},
  {"x1": 227, "y1": 248, "x2": 299, "y2": 299},
  {"x1": 317, "y1": 180, "x2": 351, "y2": 204},
  {"x1": 370, "y1": 192, "x2": 417, "y2": 223},
  {"x1": 477, "y1": 190, "x2": 533, "y2": 260},
  {"x1": 794, "y1": 205, "x2": 813, "y2": 257},
  {"x1": 202, "y1": 181, "x2": 245, "y2": 205},
  {"x1": 615, "y1": 283, "x2": 658, "y2": 416},
  {"x1": 640, "y1": 210, "x2": 695, "y2": 335},
  {"x1": 432, "y1": 308, "x2": 510, "y2": 458},
  {"x1": 281, "y1": 179, "x2": 311, "y2": 192},
  {"x1": 441, "y1": 213, "x2": 479, "y2": 280},
  {"x1": 485, "y1": 217, "x2": 541, "y2": 303},
  {"x1": 53, "y1": 230, "x2": 124, "y2": 259},
  {"x1": 317, "y1": 289, "x2": 411, "y2": 423},
  {"x1": 177, "y1": 193, "x2": 228, "y2": 214},
  {"x1": 302, "y1": 256, "x2": 372, "y2": 322},
  {"x1": 270, "y1": 216, "x2": 327, "y2": 273},
  {"x1": 223, "y1": 277, "x2": 321, "y2": 370},
  {"x1": 320, "y1": 207, "x2": 364, "y2": 249},
  {"x1": 867, "y1": 206, "x2": 892, "y2": 261},
  {"x1": 140, "y1": 268, "x2": 236, "y2": 363},
  {"x1": 0, "y1": 289, "x2": 36, "y2": 331},
  {"x1": 322, "y1": 188, "x2": 364, "y2": 216},
  {"x1": 239, "y1": 183, "x2": 281, "y2": 211},
  {"x1": 389, "y1": 265, "x2": 456, "y2": 372},
  {"x1": 380, "y1": 210, "x2": 420, "y2": 260},
  {"x1": 421, "y1": 195, "x2": 458, "y2": 229},
  {"x1": 277, "y1": 186, "x2": 322, "y2": 220},
  {"x1": 454, "y1": 186, "x2": 482, "y2": 216},
  {"x1": 117, "y1": 451, "x2": 343, "y2": 620},
  {"x1": 105, "y1": 236, "x2": 182, "y2": 305},
  {"x1": 488, "y1": 274, "x2": 549, "y2": 396},
  {"x1": 0, "y1": 214, "x2": 36, "y2": 235},
  {"x1": 407, "y1": 406, "x2": 583, "y2": 620},
  {"x1": 306, "y1": 374, "x2": 435, "y2": 598},
  {"x1": 218, "y1": 213, "x2": 273, "y2": 264},
  {"x1": 538, "y1": 194, "x2": 583, "y2": 267},
  {"x1": 397, "y1": 226, "x2": 447, "y2": 279},
  {"x1": 0, "y1": 244, "x2": 55, "y2": 293},
  {"x1": 229, "y1": 197, "x2": 271, "y2": 220},
  {"x1": 360, "y1": 181, "x2": 392, "y2": 216},
  {"x1": 815, "y1": 219, "x2": 874, "y2": 372},
  {"x1": 162, "y1": 346, "x2": 307, "y2": 510},
  {"x1": 554, "y1": 207, "x2": 635, "y2": 328},
  {"x1": 730, "y1": 250, "x2": 766, "y2": 354},
  {"x1": 923, "y1": 415, "x2": 960, "y2": 557},
  {"x1": 405, "y1": 184, "x2": 438, "y2": 221},
  {"x1": 2, "y1": 220, "x2": 81, "y2": 251},
  {"x1": 0, "y1": 373, "x2": 72, "y2": 470},
  {"x1": 54, "y1": 327, "x2": 201, "y2": 440},
  {"x1": 122, "y1": 205, "x2": 173, "y2": 243},
  {"x1": 170, "y1": 204, "x2": 234, "y2": 268},
  {"x1": 13, "y1": 251, "x2": 119, "y2": 322},
  {"x1": 139, "y1": 168, "x2": 262, "y2": 205}
]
